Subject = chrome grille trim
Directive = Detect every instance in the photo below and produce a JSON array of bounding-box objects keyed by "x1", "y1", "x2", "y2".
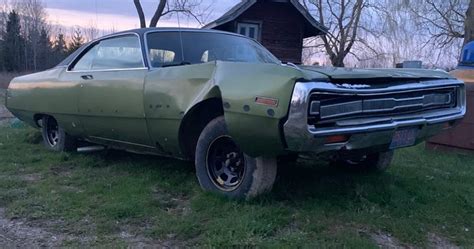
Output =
[{"x1": 310, "y1": 87, "x2": 456, "y2": 121}]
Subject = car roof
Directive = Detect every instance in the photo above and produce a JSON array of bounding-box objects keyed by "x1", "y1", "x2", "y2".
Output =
[
  {"x1": 112, "y1": 27, "x2": 247, "y2": 38},
  {"x1": 56, "y1": 27, "x2": 251, "y2": 67}
]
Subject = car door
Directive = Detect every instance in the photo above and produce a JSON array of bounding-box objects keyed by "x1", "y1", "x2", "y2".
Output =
[{"x1": 68, "y1": 34, "x2": 152, "y2": 147}]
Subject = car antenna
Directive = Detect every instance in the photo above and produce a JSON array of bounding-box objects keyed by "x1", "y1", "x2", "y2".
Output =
[{"x1": 176, "y1": 11, "x2": 185, "y2": 63}]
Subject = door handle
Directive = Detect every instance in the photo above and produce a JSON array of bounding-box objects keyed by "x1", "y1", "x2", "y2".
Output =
[{"x1": 81, "y1": 75, "x2": 94, "y2": 80}]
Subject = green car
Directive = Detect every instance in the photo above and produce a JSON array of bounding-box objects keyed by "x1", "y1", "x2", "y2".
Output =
[{"x1": 5, "y1": 28, "x2": 466, "y2": 199}]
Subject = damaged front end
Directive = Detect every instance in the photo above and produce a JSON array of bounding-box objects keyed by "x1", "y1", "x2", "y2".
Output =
[{"x1": 283, "y1": 78, "x2": 466, "y2": 157}]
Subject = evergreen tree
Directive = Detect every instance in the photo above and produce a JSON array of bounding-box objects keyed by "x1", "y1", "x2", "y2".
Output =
[
  {"x1": 2, "y1": 11, "x2": 24, "y2": 72},
  {"x1": 52, "y1": 32, "x2": 67, "y2": 65},
  {"x1": 0, "y1": 38, "x2": 4, "y2": 71},
  {"x1": 67, "y1": 28, "x2": 84, "y2": 55},
  {"x1": 36, "y1": 27, "x2": 52, "y2": 70}
]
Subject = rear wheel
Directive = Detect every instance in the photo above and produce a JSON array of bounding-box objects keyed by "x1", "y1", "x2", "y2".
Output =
[
  {"x1": 41, "y1": 116, "x2": 76, "y2": 152},
  {"x1": 195, "y1": 116, "x2": 277, "y2": 199},
  {"x1": 331, "y1": 150, "x2": 394, "y2": 172}
]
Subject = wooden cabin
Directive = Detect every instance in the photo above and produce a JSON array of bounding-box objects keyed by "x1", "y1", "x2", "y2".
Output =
[{"x1": 203, "y1": 0, "x2": 327, "y2": 64}]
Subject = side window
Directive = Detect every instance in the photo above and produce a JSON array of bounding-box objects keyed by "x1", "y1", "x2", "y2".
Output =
[
  {"x1": 146, "y1": 32, "x2": 182, "y2": 67},
  {"x1": 72, "y1": 44, "x2": 99, "y2": 71},
  {"x1": 93, "y1": 36, "x2": 144, "y2": 70},
  {"x1": 71, "y1": 35, "x2": 144, "y2": 71}
]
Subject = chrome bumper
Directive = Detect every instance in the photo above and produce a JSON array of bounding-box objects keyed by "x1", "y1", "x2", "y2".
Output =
[{"x1": 283, "y1": 80, "x2": 466, "y2": 153}]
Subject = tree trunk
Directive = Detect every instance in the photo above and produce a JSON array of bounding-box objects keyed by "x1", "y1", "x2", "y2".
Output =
[
  {"x1": 149, "y1": 0, "x2": 167, "y2": 27},
  {"x1": 465, "y1": 0, "x2": 474, "y2": 46},
  {"x1": 330, "y1": 54, "x2": 345, "y2": 67},
  {"x1": 133, "y1": 0, "x2": 146, "y2": 28}
]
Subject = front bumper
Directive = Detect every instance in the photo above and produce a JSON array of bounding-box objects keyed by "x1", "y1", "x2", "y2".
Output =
[{"x1": 283, "y1": 80, "x2": 466, "y2": 154}]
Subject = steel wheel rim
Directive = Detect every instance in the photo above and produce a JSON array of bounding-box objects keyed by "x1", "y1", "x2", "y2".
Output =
[
  {"x1": 206, "y1": 136, "x2": 246, "y2": 192},
  {"x1": 46, "y1": 118, "x2": 60, "y2": 147}
]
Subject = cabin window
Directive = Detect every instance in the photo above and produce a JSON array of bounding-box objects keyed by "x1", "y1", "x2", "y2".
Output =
[{"x1": 237, "y1": 22, "x2": 260, "y2": 40}]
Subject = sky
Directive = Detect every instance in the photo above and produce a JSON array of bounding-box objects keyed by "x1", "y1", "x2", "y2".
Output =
[{"x1": 44, "y1": 0, "x2": 240, "y2": 31}]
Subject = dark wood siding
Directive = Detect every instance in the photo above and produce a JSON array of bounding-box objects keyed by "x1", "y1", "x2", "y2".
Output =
[
  {"x1": 427, "y1": 69, "x2": 474, "y2": 152},
  {"x1": 213, "y1": 1, "x2": 306, "y2": 64}
]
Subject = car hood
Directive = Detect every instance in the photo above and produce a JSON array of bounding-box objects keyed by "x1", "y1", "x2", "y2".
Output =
[{"x1": 299, "y1": 66, "x2": 455, "y2": 81}]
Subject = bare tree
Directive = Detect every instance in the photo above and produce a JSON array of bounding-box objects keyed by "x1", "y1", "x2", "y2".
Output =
[
  {"x1": 465, "y1": 0, "x2": 474, "y2": 45},
  {"x1": 133, "y1": 0, "x2": 209, "y2": 28},
  {"x1": 14, "y1": 0, "x2": 47, "y2": 71},
  {"x1": 350, "y1": 0, "x2": 465, "y2": 69},
  {"x1": 303, "y1": 0, "x2": 367, "y2": 67},
  {"x1": 83, "y1": 22, "x2": 99, "y2": 42},
  {"x1": 408, "y1": 0, "x2": 469, "y2": 48},
  {"x1": 303, "y1": 0, "x2": 468, "y2": 69}
]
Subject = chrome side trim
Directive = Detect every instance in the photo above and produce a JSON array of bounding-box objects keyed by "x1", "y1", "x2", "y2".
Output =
[
  {"x1": 283, "y1": 80, "x2": 466, "y2": 152},
  {"x1": 67, "y1": 68, "x2": 148, "y2": 73},
  {"x1": 89, "y1": 136, "x2": 156, "y2": 149}
]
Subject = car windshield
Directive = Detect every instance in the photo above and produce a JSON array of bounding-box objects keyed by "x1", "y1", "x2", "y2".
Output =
[{"x1": 146, "y1": 31, "x2": 280, "y2": 68}]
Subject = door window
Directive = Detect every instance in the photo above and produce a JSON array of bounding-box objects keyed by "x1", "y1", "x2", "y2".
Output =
[
  {"x1": 72, "y1": 44, "x2": 99, "y2": 71},
  {"x1": 71, "y1": 35, "x2": 144, "y2": 71},
  {"x1": 237, "y1": 23, "x2": 260, "y2": 40}
]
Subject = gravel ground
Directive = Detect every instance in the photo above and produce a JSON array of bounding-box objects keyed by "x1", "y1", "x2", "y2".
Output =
[{"x1": 0, "y1": 90, "x2": 13, "y2": 120}]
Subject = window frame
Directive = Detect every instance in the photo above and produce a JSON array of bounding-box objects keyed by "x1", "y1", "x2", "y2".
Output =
[
  {"x1": 66, "y1": 33, "x2": 147, "y2": 73},
  {"x1": 236, "y1": 22, "x2": 261, "y2": 41},
  {"x1": 144, "y1": 29, "x2": 279, "y2": 69}
]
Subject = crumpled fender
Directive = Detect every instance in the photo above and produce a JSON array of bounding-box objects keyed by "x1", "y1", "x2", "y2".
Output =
[
  {"x1": 144, "y1": 61, "x2": 328, "y2": 158},
  {"x1": 213, "y1": 61, "x2": 327, "y2": 157}
]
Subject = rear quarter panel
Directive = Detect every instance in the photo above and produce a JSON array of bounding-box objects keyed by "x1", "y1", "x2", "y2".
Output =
[{"x1": 6, "y1": 67, "x2": 82, "y2": 134}]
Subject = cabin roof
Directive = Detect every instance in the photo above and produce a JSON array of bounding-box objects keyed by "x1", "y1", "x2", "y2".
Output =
[{"x1": 203, "y1": 0, "x2": 328, "y2": 37}]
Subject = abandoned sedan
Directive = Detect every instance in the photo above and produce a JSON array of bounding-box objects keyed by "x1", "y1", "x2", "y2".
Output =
[{"x1": 6, "y1": 28, "x2": 466, "y2": 199}]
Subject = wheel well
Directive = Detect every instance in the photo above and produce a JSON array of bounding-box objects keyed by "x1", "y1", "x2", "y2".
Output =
[
  {"x1": 179, "y1": 98, "x2": 224, "y2": 160},
  {"x1": 33, "y1": 114, "x2": 48, "y2": 127}
]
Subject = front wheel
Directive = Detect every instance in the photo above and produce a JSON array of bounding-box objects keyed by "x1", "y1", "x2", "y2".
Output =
[
  {"x1": 195, "y1": 116, "x2": 277, "y2": 199},
  {"x1": 331, "y1": 150, "x2": 394, "y2": 173},
  {"x1": 41, "y1": 116, "x2": 76, "y2": 152}
]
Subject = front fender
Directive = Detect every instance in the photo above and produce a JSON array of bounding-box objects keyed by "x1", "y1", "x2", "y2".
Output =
[{"x1": 214, "y1": 61, "x2": 327, "y2": 157}]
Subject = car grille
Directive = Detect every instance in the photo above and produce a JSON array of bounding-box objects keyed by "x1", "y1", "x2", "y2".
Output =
[{"x1": 308, "y1": 87, "x2": 457, "y2": 125}]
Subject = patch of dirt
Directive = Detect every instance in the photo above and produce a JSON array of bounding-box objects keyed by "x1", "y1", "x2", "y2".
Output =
[
  {"x1": 369, "y1": 231, "x2": 412, "y2": 249},
  {"x1": 0, "y1": 103, "x2": 13, "y2": 120},
  {"x1": 427, "y1": 233, "x2": 460, "y2": 249},
  {"x1": 152, "y1": 187, "x2": 191, "y2": 216},
  {"x1": 0, "y1": 207, "x2": 182, "y2": 247},
  {"x1": 20, "y1": 173, "x2": 43, "y2": 183},
  {"x1": 0, "y1": 90, "x2": 14, "y2": 126},
  {"x1": 118, "y1": 226, "x2": 186, "y2": 248},
  {"x1": 358, "y1": 229, "x2": 414, "y2": 249},
  {"x1": 0, "y1": 208, "x2": 72, "y2": 247},
  {"x1": 50, "y1": 163, "x2": 76, "y2": 178}
]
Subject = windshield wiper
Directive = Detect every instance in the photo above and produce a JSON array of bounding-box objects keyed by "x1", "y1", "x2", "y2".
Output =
[{"x1": 161, "y1": 61, "x2": 192, "y2": 68}]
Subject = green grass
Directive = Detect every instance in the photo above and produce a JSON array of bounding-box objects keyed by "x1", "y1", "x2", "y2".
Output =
[{"x1": 0, "y1": 126, "x2": 473, "y2": 247}]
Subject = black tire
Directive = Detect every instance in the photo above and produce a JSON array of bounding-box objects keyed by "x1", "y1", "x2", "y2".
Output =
[
  {"x1": 41, "y1": 116, "x2": 76, "y2": 152},
  {"x1": 331, "y1": 150, "x2": 394, "y2": 173},
  {"x1": 195, "y1": 116, "x2": 277, "y2": 199}
]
